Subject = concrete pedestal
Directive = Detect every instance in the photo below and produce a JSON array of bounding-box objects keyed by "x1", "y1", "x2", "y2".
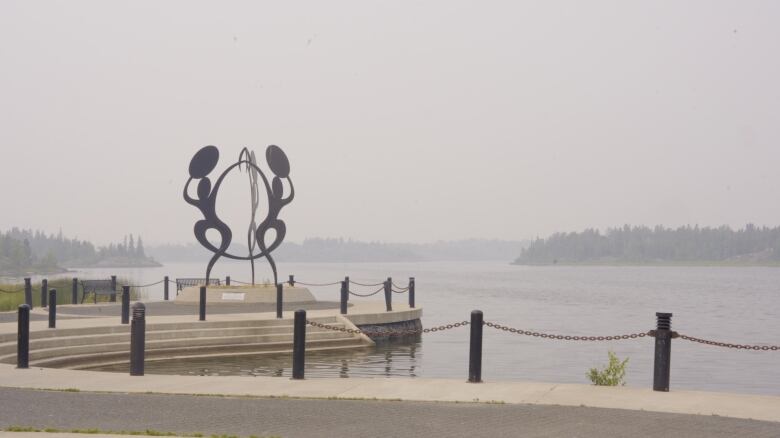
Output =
[{"x1": 175, "y1": 285, "x2": 316, "y2": 304}]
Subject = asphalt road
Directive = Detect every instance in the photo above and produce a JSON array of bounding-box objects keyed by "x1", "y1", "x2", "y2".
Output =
[{"x1": 1, "y1": 387, "x2": 778, "y2": 438}]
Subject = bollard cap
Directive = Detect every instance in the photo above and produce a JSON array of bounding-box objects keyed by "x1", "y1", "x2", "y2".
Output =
[
  {"x1": 131, "y1": 302, "x2": 146, "y2": 319},
  {"x1": 18, "y1": 303, "x2": 30, "y2": 311}
]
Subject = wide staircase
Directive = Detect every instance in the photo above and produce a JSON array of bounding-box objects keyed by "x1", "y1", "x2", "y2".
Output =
[{"x1": 0, "y1": 315, "x2": 370, "y2": 370}]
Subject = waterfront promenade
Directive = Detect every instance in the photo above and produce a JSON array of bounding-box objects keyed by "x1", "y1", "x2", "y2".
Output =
[{"x1": 0, "y1": 303, "x2": 778, "y2": 437}]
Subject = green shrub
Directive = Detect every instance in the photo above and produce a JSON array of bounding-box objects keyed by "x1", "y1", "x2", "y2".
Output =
[{"x1": 587, "y1": 351, "x2": 628, "y2": 386}]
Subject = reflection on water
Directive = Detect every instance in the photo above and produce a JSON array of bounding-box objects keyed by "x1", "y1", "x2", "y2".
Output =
[{"x1": 90, "y1": 335, "x2": 421, "y2": 378}]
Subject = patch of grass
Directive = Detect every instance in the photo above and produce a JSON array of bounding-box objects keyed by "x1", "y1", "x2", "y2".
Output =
[
  {"x1": 0, "y1": 277, "x2": 137, "y2": 311},
  {"x1": 588, "y1": 351, "x2": 628, "y2": 386}
]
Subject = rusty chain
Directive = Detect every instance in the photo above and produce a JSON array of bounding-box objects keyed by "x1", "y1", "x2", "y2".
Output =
[
  {"x1": 308, "y1": 318, "x2": 779, "y2": 350},
  {"x1": 348, "y1": 286, "x2": 384, "y2": 297},
  {"x1": 677, "y1": 334, "x2": 780, "y2": 351},
  {"x1": 307, "y1": 319, "x2": 469, "y2": 337},
  {"x1": 350, "y1": 280, "x2": 385, "y2": 287},
  {"x1": 294, "y1": 281, "x2": 342, "y2": 287},
  {"x1": 483, "y1": 321, "x2": 649, "y2": 341}
]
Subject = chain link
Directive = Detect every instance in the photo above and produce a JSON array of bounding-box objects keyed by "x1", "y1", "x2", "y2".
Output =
[
  {"x1": 295, "y1": 281, "x2": 342, "y2": 287},
  {"x1": 348, "y1": 286, "x2": 384, "y2": 297},
  {"x1": 678, "y1": 334, "x2": 780, "y2": 351},
  {"x1": 483, "y1": 321, "x2": 649, "y2": 341},
  {"x1": 350, "y1": 280, "x2": 385, "y2": 287},
  {"x1": 0, "y1": 287, "x2": 24, "y2": 294},
  {"x1": 125, "y1": 279, "x2": 166, "y2": 288},
  {"x1": 306, "y1": 320, "x2": 469, "y2": 337}
]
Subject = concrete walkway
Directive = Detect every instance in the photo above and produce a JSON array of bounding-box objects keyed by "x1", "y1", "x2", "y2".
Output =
[
  {"x1": 1, "y1": 387, "x2": 779, "y2": 438},
  {"x1": 1, "y1": 363, "x2": 779, "y2": 423}
]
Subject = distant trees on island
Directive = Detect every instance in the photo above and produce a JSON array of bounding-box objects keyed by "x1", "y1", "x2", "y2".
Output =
[
  {"x1": 0, "y1": 228, "x2": 160, "y2": 275},
  {"x1": 514, "y1": 224, "x2": 780, "y2": 266},
  {"x1": 147, "y1": 238, "x2": 527, "y2": 263}
]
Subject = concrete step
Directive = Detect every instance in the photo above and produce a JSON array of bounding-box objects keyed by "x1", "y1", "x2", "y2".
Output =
[
  {"x1": 30, "y1": 337, "x2": 366, "y2": 369},
  {"x1": 76, "y1": 342, "x2": 372, "y2": 371},
  {"x1": 0, "y1": 315, "x2": 341, "y2": 343},
  {"x1": 0, "y1": 323, "x2": 347, "y2": 355},
  {"x1": 18, "y1": 330, "x2": 353, "y2": 362}
]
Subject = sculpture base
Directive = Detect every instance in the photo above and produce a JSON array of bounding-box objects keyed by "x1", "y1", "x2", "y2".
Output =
[{"x1": 175, "y1": 285, "x2": 316, "y2": 304}]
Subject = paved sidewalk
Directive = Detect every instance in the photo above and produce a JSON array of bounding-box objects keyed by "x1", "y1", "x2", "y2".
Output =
[
  {"x1": 1, "y1": 364, "x2": 779, "y2": 423},
  {"x1": 1, "y1": 387, "x2": 779, "y2": 438}
]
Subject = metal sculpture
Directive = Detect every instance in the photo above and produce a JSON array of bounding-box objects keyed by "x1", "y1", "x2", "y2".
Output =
[{"x1": 184, "y1": 145, "x2": 294, "y2": 286}]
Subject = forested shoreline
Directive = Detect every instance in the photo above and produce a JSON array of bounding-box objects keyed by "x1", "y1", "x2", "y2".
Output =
[
  {"x1": 514, "y1": 225, "x2": 780, "y2": 266},
  {"x1": 0, "y1": 228, "x2": 160, "y2": 275}
]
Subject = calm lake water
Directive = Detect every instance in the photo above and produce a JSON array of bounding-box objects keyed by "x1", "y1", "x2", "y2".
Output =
[{"x1": 32, "y1": 261, "x2": 780, "y2": 395}]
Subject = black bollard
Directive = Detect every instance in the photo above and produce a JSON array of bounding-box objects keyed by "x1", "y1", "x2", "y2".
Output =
[
  {"x1": 199, "y1": 286, "x2": 206, "y2": 321},
  {"x1": 653, "y1": 312, "x2": 673, "y2": 392},
  {"x1": 345, "y1": 276, "x2": 350, "y2": 302},
  {"x1": 292, "y1": 309, "x2": 306, "y2": 379},
  {"x1": 163, "y1": 276, "x2": 169, "y2": 301},
  {"x1": 72, "y1": 278, "x2": 78, "y2": 305},
  {"x1": 17, "y1": 304, "x2": 30, "y2": 369},
  {"x1": 121, "y1": 286, "x2": 130, "y2": 324},
  {"x1": 384, "y1": 280, "x2": 392, "y2": 312},
  {"x1": 409, "y1": 277, "x2": 416, "y2": 308},
  {"x1": 226, "y1": 276, "x2": 231, "y2": 286},
  {"x1": 288, "y1": 275, "x2": 295, "y2": 287},
  {"x1": 48, "y1": 289, "x2": 57, "y2": 328},
  {"x1": 276, "y1": 283, "x2": 283, "y2": 319},
  {"x1": 24, "y1": 278, "x2": 32, "y2": 309},
  {"x1": 468, "y1": 310, "x2": 483, "y2": 383},
  {"x1": 340, "y1": 281, "x2": 348, "y2": 315},
  {"x1": 130, "y1": 302, "x2": 145, "y2": 376},
  {"x1": 41, "y1": 279, "x2": 48, "y2": 307},
  {"x1": 110, "y1": 275, "x2": 117, "y2": 302}
]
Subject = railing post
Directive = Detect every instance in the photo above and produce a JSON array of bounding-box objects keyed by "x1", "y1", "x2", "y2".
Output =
[
  {"x1": 48, "y1": 289, "x2": 57, "y2": 328},
  {"x1": 130, "y1": 303, "x2": 145, "y2": 376},
  {"x1": 409, "y1": 277, "x2": 415, "y2": 308},
  {"x1": 17, "y1": 304, "x2": 30, "y2": 369},
  {"x1": 468, "y1": 310, "x2": 483, "y2": 383},
  {"x1": 225, "y1": 276, "x2": 231, "y2": 286},
  {"x1": 340, "y1": 281, "x2": 348, "y2": 315},
  {"x1": 41, "y1": 279, "x2": 48, "y2": 307},
  {"x1": 653, "y1": 312, "x2": 673, "y2": 392},
  {"x1": 344, "y1": 276, "x2": 350, "y2": 302},
  {"x1": 276, "y1": 283, "x2": 283, "y2": 319},
  {"x1": 199, "y1": 286, "x2": 206, "y2": 321},
  {"x1": 71, "y1": 278, "x2": 78, "y2": 304},
  {"x1": 163, "y1": 276, "x2": 169, "y2": 301},
  {"x1": 292, "y1": 309, "x2": 306, "y2": 379},
  {"x1": 110, "y1": 275, "x2": 117, "y2": 302},
  {"x1": 288, "y1": 275, "x2": 295, "y2": 287},
  {"x1": 384, "y1": 279, "x2": 392, "y2": 311},
  {"x1": 121, "y1": 286, "x2": 130, "y2": 324},
  {"x1": 24, "y1": 278, "x2": 32, "y2": 309}
]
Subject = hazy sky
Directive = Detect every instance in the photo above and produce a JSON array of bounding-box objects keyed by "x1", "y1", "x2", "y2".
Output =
[{"x1": 1, "y1": 1, "x2": 779, "y2": 245}]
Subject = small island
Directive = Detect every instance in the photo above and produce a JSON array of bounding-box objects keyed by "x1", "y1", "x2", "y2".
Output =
[
  {"x1": 0, "y1": 228, "x2": 161, "y2": 276},
  {"x1": 513, "y1": 224, "x2": 780, "y2": 267}
]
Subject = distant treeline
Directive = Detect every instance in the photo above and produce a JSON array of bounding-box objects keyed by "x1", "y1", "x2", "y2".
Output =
[
  {"x1": 148, "y1": 238, "x2": 527, "y2": 263},
  {"x1": 0, "y1": 228, "x2": 159, "y2": 275},
  {"x1": 514, "y1": 224, "x2": 780, "y2": 265}
]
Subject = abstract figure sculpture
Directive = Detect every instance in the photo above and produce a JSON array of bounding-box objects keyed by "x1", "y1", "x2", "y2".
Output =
[{"x1": 184, "y1": 145, "x2": 294, "y2": 286}]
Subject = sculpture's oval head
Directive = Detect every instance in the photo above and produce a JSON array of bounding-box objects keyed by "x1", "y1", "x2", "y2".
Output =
[
  {"x1": 189, "y1": 145, "x2": 220, "y2": 179},
  {"x1": 266, "y1": 145, "x2": 290, "y2": 178}
]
